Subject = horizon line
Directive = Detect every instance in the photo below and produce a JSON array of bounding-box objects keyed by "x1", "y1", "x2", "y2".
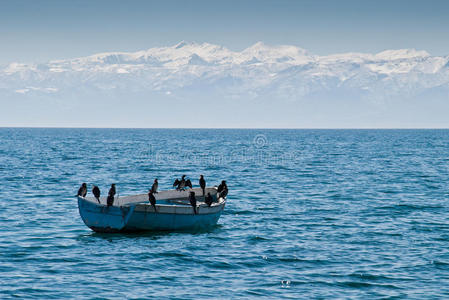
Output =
[{"x1": 1, "y1": 126, "x2": 449, "y2": 130}]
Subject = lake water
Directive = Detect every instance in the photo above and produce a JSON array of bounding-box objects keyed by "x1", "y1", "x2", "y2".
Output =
[{"x1": 0, "y1": 128, "x2": 448, "y2": 298}]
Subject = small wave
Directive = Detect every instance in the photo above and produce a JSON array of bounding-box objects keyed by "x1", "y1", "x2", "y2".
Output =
[
  {"x1": 267, "y1": 165, "x2": 293, "y2": 171},
  {"x1": 227, "y1": 209, "x2": 258, "y2": 215},
  {"x1": 159, "y1": 251, "x2": 188, "y2": 258},
  {"x1": 5, "y1": 176, "x2": 25, "y2": 182},
  {"x1": 159, "y1": 276, "x2": 176, "y2": 281},
  {"x1": 247, "y1": 236, "x2": 270, "y2": 244},
  {"x1": 61, "y1": 155, "x2": 78, "y2": 161},
  {"x1": 8, "y1": 287, "x2": 54, "y2": 296},
  {"x1": 337, "y1": 281, "x2": 400, "y2": 290},
  {"x1": 432, "y1": 260, "x2": 449, "y2": 267},
  {"x1": 364, "y1": 231, "x2": 403, "y2": 237},
  {"x1": 379, "y1": 190, "x2": 399, "y2": 194},
  {"x1": 204, "y1": 261, "x2": 235, "y2": 270},
  {"x1": 339, "y1": 281, "x2": 373, "y2": 288},
  {"x1": 348, "y1": 272, "x2": 394, "y2": 281},
  {"x1": 256, "y1": 207, "x2": 276, "y2": 211},
  {"x1": 266, "y1": 256, "x2": 330, "y2": 265},
  {"x1": 434, "y1": 235, "x2": 449, "y2": 241},
  {"x1": 373, "y1": 203, "x2": 443, "y2": 213},
  {"x1": 245, "y1": 289, "x2": 266, "y2": 296}
]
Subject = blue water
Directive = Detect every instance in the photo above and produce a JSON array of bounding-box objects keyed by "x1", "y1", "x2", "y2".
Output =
[{"x1": 1, "y1": 128, "x2": 449, "y2": 299}]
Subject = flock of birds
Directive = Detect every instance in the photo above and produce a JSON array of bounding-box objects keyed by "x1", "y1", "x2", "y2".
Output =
[
  {"x1": 77, "y1": 183, "x2": 115, "y2": 205},
  {"x1": 77, "y1": 175, "x2": 228, "y2": 214}
]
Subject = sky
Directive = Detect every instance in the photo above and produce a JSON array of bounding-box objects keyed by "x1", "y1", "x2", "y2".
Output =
[{"x1": 1, "y1": 0, "x2": 449, "y2": 65}]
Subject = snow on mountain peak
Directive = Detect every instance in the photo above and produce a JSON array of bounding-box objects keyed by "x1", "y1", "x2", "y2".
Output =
[
  {"x1": 375, "y1": 49, "x2": 430, "y2": 60},
  {"x1": 42, "y1": 42, "x2": 433, "y2": 70},
  {"x1": 154, "y1": 41, "x2": 231, "y2": 65},
  {"x1": 240, "y1": 42, "x2": 310, "y2": 64},
  {"x1": 4, "y1": 62, "x2": 35, "y2": 73},
  {"x1": 2, "y1": 41, "x2": 449, "y2": 106},
  {"x1": 244, "y1": 41, "x2": 308, "y2": 55}
]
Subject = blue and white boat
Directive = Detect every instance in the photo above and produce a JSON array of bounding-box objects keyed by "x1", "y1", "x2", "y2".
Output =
[{"x1": 77, "y1": 187, "x2": 226, "y2": 232}]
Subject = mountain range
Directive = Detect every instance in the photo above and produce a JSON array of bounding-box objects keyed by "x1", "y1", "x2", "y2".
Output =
[{"x1": 1, "y1": 41, "x2": 449, "y2": 127}]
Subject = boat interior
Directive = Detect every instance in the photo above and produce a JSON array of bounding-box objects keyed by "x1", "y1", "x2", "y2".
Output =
[{"x1": 83, "y1": 187, "x2": 221, "y2": 207}]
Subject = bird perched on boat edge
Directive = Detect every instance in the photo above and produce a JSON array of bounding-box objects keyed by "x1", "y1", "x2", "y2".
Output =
[
  {"x1": 217, "y1": 180, "x2": 228, "y2": 199},
  {"x1": 173, "y1": 175, "x2": 192, "y2": 191},
  {"x1": 151, "y1": 178, "x2": 158, "y2": 194},
  {"x1": 148, "y1": 190, "x2": 157, "y2": 212},
  {"x1": 173, "y1": 175, "x2": 185, "y2": 190},
  {"x1": 92, "y1": 185, "x2": 101, "y2": 203},
  {"x1": 77, "y1": 183, "x2": 87, "y2": 197},
  {"x1": 107, "y1": 184, "x2": 116, "y2": 207},
  {"x1": 178, "y1": 175, "x2": 186, "y2": 190},
  {"x1": 189, "y1": 191, "x2": 197, "y2": 214},
  {"x1": 199, "y1": 175, "x2": 206, "y2": 196}
]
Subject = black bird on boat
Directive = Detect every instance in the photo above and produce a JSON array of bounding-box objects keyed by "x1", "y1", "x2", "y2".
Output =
[
  {"x1": 199, "y1": 175, "x2": 206, "y2": 196},
  {"x1": 77, "y1": 183, "x2": 87, "y2": 197},
  {"x1": 151, "y1": 178, "x2": 158, "y2": 194},
  {"x1": 178, "y1": 175, "x2": 186, "y2": 190},
  {"x1": 109, "y1": 184, "x2": 116, "y2": 197},
  {"x1": 174, "y1": 175, "x2": 192, "y2": 191},
  {"x1": 173, "y1": 175, "x2": 185, "y2": 190},
  {"x1": 148, "y1": 190, "x2": 157, "y2": 212},
  {"x1": 107, "y1": 184, "x2": 116, "y2": 207},
  {"x1": 217, "y1": 180, "x2": 228, "y2": 199},
  {"x1": 217, "y1": 181, "x2": 225, "y2": 193},
  {"x1": 92, "y1": 185, "x2": 101, "y2": 203},
  {"x1": 205, "y1": 192, "x2": 213, "y2": 207},
  {"x1": 189, "y1": 191, "x2": 197, "y2": 214}
]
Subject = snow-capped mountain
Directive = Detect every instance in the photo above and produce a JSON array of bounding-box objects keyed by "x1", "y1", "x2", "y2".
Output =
[
  {"x1": 2, "y1": 41, "x2": 448, "y2": 99},
  {"x1": 1, "y1": 41, "x2": 449, "y2": 127}
]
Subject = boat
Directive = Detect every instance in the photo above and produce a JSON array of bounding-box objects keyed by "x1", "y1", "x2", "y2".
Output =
[{"x1": 77, "y1": 187, "x2": 226, "y2": 232}]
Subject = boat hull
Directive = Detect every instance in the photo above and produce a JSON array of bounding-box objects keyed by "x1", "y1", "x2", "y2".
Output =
[
  {"x1": 124, "y1": 209, "x2": 223, "y2": 232},
  {"x1": 77, "y1": 197, "x2": 136, "y2": 232},
  {"x1": 77, "y1": 188, "x2": 225, "y2": 232}
]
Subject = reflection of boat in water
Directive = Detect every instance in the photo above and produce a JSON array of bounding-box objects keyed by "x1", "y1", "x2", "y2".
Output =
[{"x1": 77, "y1": 187, "x2": 226, "y2": 233}]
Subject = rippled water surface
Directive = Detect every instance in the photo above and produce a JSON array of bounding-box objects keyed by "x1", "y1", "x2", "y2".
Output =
[{"x1": 1, "y1": 128, "x2": 449, "y2": 299}]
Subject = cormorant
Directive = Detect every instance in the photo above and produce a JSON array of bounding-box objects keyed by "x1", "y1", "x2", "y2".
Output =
[
  {"x1": 217, "y1": 180, "x2": 228, "y2": 199},
  {"x1": 199, "y1": 175, "x2": 206, "y2": 196},
  {"x1": 189, "y1": 191, "x2": 197, "y2": 214},
  {"x1": 151, "y1": 178, "x2": 158, "y2": 194},
  {"x1": 178, "y1": 175, "x2": 186, "y2": 190},
  {"x1": 107, "y1": 184, "x2": 116, "y2": 207},
  {"x1": 173, "y1": 175, "x2": 192, "y2": 191},
  {"x1": 217, "y1": 180, "x2": 227, "y2": 193},
  {"x1": 148, "y1": 190, "x2": 157, "y2": 212},
  {"x1": 173, "y1": 175, "x2": 188, "y2": 191},
  {"x1": 92, "y1": 185, "x2": 101, "y2": 203},
  {"x1": 109, "y1": 184, "x2": 116, "y2": 197},
  {"x1": 77, "y1": 183, "x2": 87, "y2": 197},
  {"x1": 205, "y1": 192, "x2": 213, "y2": 207}
]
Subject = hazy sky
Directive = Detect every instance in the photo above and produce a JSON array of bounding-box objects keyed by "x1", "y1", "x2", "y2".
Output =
[{"x1": 1, "y1": 0, "x2": 449, "y2": 64}]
